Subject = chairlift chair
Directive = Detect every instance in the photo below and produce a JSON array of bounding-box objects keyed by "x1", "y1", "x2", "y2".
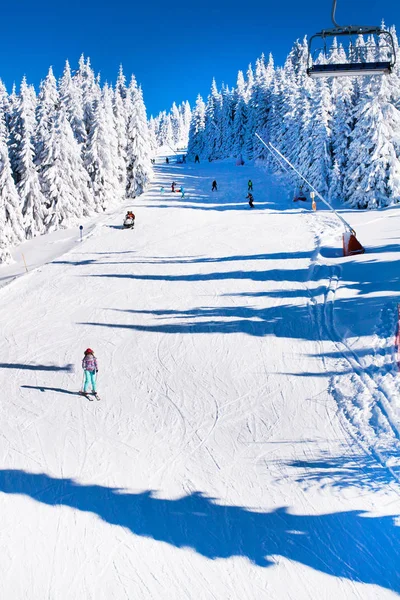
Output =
[{"x1": 307, "y1": 0, "x2": 396, "y2": 77}]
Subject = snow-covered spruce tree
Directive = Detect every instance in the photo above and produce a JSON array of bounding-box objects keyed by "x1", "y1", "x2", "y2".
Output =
[
  {"x1": 157, "y1": 111, "x2": 174, "y2": 147},
  {"x1": 343, "y1": 79, "x2": 400, "y2": 208},
  {"x1": 9, "y1": 77, "x2": 46, "y2": 238},
  {"x1": 113, "y1": 65, "x2": 128, "y2": 195},
  {"x1": 219, "y1": 85, "x2": 235, "y2": 159},
  {"x1": 103, "y1": 83, "x2": 125, "y2": 203},
  {"x1": 204, "y1": 79, "x2": 223, "y2": 160},
  {"x1": 0, "y1": 80, "x2": 9, "y2": 119},
  {"x1": 40, "y1": 107, "x2": 95, "y2": 231},
  {"x1": 265, "y1": 69, "x2": 285, "y2": 168},
  {"x1": 36, "y1": 67, "x2": 59, "y2": 156},
  {"x1": 170, "y1": 102, "x2": 182, "y2": 145},
  {"x1": 148, "y1": 116, "x2": 159, "y2": 153},
  {"x1": 329, "y1": 76, "x2": 354, "y2": 201},
  {"x1": 0, "y1": 110, "x2": 24, "y2": 260},
  {"x1": 84, "y1": 85, "x2": 123, "y2": 211},
  {"x1": 125, "y1": 75, "x2": 152, "y2": 198},
  {"x1": 180, "y1": 101, "x2": 192, "y2": 145},
  {"x1": 231, "y1": 71, "x2": 248, "y2": 159},
  {"x1": 305, "y1": 77, "x2": 332, "y2": 194},
  {"x1": 59, "y1": 60, "x2": 86, "y2": 145},
  {"x1": 74, "y1": 55, "x2": 100, "y2": 138},
  {"x1": 187, "y1": 94, "x2": 206, "y2": 159},
  {"x1": 247, "y1": 53, "x2": 274, "y2": 160}
]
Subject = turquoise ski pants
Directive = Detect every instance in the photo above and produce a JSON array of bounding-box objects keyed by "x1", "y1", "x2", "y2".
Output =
[{"x1": 83, "y1": 370, "x2": 97, "y2": 393}]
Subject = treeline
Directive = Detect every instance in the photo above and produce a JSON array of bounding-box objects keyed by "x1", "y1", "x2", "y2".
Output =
[
  {"x1": 150, "y1": 101, "x2": 192, "y2": 149},
  {"x1": 187, "y1": 27, "x2": 400, "y2": 209},
  {"x1": 0, "y1": 56, "x2": 154, "y2": 262}
]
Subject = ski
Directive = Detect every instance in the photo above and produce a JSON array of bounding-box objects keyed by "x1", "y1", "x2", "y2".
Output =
[{"x1": 79, "y1": 391, "x2": 93, "y2": 401}]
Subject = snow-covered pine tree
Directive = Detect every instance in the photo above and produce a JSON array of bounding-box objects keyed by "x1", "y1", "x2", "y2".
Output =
[
  {"x1": 113, "y1": 66, "x2": 128, "y2": 195},
  {"x1": 9, "y1": 77, "x2": 46, "y2": 238},
  {"x1": 74, "y1": 55, "x2": 100, "y2": 138},
  {"x1": 125, "y1": 75, "x2": 152, "y2": 197},
  {"x1": 0, "y1": 109, "x2": 24, "y2": 260},
  {"x1": 187, "y1": 94, "x2": 206, "y2": 159},
  {"x1": 147, "y1": 116, "x2": 158, "y2": 153},
  {"x1": 170, "y1": 102, "x2": 182, "y2": 145},
  {"x1": 204, "y1": 79, "x2": 222, "y2": 160},
  {"x1": 40, "y1": 107, "x2": 95, "y2": 230},
  {"x1": 231, "y1": 71, "x2": 248, "y2": 159},
  {"x1": 180, "y1": 101, "x2": 192, "y2": 146},
  {"x1": 343, "y1": 78, "x2": 400, "y2": 208},
  {"x1": 59, "y1": 60, "x2": 86, "y2": 145},
  {"x1": 219, "y1": 85, "x2": 235, "y2": 159},
  {"x1": 84, "y1": 84, "x2": 124, "y2": 211},
  {"x1": 329, "y1": 76, "x2": 354, "y2": 201}
]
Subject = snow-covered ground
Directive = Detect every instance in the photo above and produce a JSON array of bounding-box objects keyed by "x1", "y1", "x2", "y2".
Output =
[{"x1": 0, "y1": 153, "x2": 399, "y2": 599}]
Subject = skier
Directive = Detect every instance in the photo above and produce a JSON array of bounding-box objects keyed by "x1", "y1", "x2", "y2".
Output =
[
  {"x1": 181, "y1": 186, "x2": 185, "y2": 198},
  {"x1": 298, "y1": 188, "x2": 306, "y2": 201},
  {"x1": 246, "y1": 193, "x2": 254, "y2": 208},
  {"x1": 81, "y1": 348, "x2": 99, "y2": 400},
  {"x1": 248, "y1": 180, "x2": 253, "y2": 191},
  {"x1": 171, "y1": 182, "x2": 176, "y2": 192},
  {"x1": 195, "y1": 154, "x2": 200, "y2": 164},
  {"x1": 123, "y1": 211, "x2": 135, "y2": 228},
  {"x1": 212, "y1": 180, "x2": 218, "y2": 192},
  {"x1": 166, "y1": 157, "x2": 169, "y2": 164},
  {"x1": 160, "y1": 186, "x2": 165, "y2": 194}
]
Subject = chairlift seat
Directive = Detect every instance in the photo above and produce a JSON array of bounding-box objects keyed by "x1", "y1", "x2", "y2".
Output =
[
  {"x1": 307, "y1": 0, "x2": 396, "y2": 79},
  {"x1": 308, "y1": 61, "x2": 392, "y2": 77}
]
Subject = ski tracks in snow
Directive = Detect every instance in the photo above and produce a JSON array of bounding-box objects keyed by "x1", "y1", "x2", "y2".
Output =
[{"x1": 306, "y1": 212, "x2": 400, "y2": 489}]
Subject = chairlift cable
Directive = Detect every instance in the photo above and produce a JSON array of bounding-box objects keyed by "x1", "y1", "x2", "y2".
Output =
[{"x1": 255, "y1": 132, "x2": 355, "y2": 233}]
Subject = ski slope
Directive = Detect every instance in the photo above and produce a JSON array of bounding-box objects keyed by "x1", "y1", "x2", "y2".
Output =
[{"x1": 0, "y1": 153, "x2": 399, "y2": 599}]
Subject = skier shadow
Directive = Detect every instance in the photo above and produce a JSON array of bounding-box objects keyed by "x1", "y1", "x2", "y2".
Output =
[
  {"x1": 0, "y1": 363, "x2": 73, "y2": 372},
  {"x1": 21, "y1": 385, "x2": 77, "y2": 396},
  {"x1": 0, "y1": 469, "x2": 398, "y2": 593}
]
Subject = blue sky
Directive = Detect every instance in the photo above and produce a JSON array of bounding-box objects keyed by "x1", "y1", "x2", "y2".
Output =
[{"x1": 1, "y1": 0, "x2": 397, "y2": 116}]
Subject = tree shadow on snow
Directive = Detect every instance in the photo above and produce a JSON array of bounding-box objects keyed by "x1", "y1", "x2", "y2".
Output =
[
  {"x1": 0, "y1": 469, "x2": 398, "y2": 592},
  {"x1": 280, "y1": 451, "x2": 400, "y2": 492}
]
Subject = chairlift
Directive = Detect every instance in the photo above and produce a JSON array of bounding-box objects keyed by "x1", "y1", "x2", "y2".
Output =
[{"x1": 307, "y1": 0, "x2": 396, "y2": 77}]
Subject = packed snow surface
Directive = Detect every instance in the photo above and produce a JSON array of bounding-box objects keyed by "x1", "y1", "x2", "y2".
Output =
[{"x1": 0, "y1": 153, "x2": 399, "y2": 599}]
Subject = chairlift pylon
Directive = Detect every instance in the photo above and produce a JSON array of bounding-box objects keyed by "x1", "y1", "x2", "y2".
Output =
[{"x1": 307, "y1": 0, "x2": 396, "y2": 77}]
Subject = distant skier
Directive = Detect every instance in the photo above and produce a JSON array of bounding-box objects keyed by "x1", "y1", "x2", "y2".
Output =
[
  {"x1": 195, "y1": 154, "x2": 200, "y2": 164},
  {"x1": 160, "y1": 186, "x2": 165, "y2": 194},
  {"x1": 297, "y1": 188, "x2": 306, "y2": 201},
  {"x1": 181, "y1": 186, "x2": 185, "y2": 198},
  {"x1": 81, "y1": 348, "x2": 99, "y2": 399},
  {"x1": 212, "y1": 180, "x2": 218, "y2": 192},
  {"x1": 246, "y1": 193, "x2": 254, "y2": 208},
  {"x1": 248, "y1": 179, "x2": 253, "y2": 191},
  {"x1": 166, "y1": 157, "x2": 169, "y2": 164},
  {"x1": 171, "y1": 181, "x2": 176, "y2": 192},
  {"x1": 182, "y1": 155, "x2": 186, "y2": 163}
]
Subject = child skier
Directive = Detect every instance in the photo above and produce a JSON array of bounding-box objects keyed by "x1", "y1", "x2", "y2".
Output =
[
  {"x1": 81, "y1": 348, "x2": 99, "y2": 399},
  {"x1": 212, "y1": 180, "x2": 218, "y2": 192},
  {"x1": 181, "y1": 186, "x2": 185, "y2": 198},
  {"x1": 248, "y1": 180, "x2": 253, "y2": 191}
]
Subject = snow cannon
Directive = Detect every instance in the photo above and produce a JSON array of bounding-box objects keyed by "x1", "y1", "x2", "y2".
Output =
[{"x1": 342, "y1": 230, "x2": 365, "y2": 257}]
